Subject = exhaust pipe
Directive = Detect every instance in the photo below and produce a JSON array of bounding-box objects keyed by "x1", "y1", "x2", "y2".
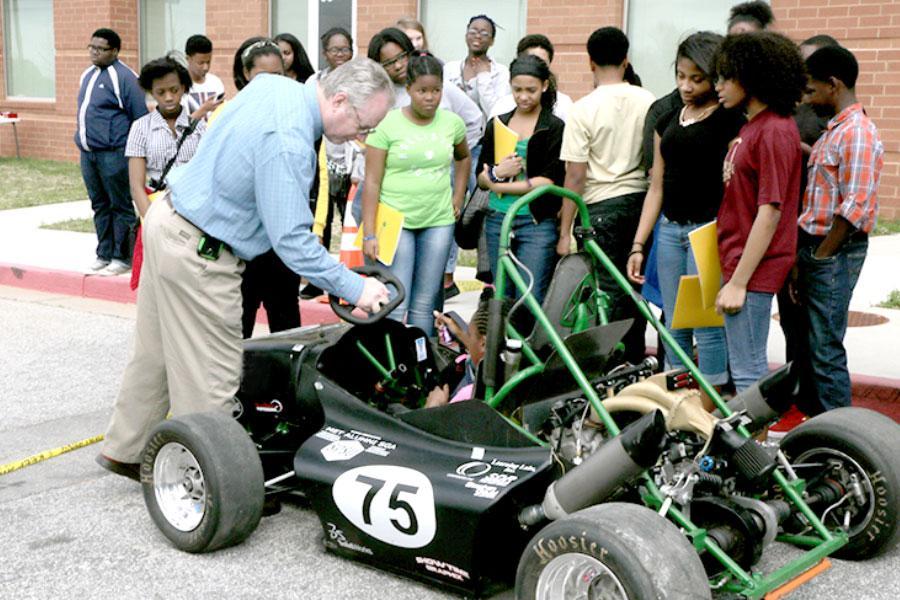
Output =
[
  {"x1": 716, "y1": 363, "x2": 797, "y2": 433},
  {"x1": 521, "y1": 410, "x2": 667, "y2": 525}
]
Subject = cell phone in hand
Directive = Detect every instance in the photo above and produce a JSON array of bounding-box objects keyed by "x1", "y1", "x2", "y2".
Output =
[{"x1": 438, "y1": 311, "x2": 468, "y2": 344}]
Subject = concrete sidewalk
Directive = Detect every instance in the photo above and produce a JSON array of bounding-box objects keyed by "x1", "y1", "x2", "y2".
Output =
[{"x1": 1, "y1": 200, "x2": 898, "y2": 391}]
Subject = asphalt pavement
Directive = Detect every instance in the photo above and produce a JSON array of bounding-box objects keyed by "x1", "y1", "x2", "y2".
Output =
[{"x1": 1, "y1": 286, "x2": 898, "y2": 599}]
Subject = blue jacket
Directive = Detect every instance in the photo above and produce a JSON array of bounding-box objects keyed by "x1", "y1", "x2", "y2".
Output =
[{"x1": 74, "y1": 59, "x2": 148, "y2": 152}]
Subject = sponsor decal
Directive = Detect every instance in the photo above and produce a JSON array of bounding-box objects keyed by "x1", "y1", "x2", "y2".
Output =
[
  {"x1": 333, "y1": 465, "x2": 437, "y2": 548},
  {"x1": 415, "y1": 337, "x2": 428, "y2": 362},
  {"x1": 321, "y1": 440, "x2": 366, "y2": 462},
  {"x1": 326, "y1": 522, "x2": 374, "y2": 555},
  {"x1": 465, "y1": 481, "x2": 499, "y2": 499},
  {"x1": 479, "y1": 472, "x2": 518, "y2": 487},
  {"x1": 415, "y1": 556, "x2": 470, "y2": 582},
  {"x1": 313, "y1": 426, "x2": 396, "y2": 459}
]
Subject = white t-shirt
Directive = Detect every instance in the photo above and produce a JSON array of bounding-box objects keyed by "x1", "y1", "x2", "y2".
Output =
[{"x1": 187, "y1": 73, "x2": 225, "y2": 112}]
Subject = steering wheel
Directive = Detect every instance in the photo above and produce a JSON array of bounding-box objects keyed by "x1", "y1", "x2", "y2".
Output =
[{"x1": 329, "y1": 265, "x2": 405, "y2": 325}]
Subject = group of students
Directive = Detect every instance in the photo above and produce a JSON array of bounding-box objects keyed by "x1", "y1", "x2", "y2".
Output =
[{"x1": 120, "y1": 0, "x2": 883, "y2": 417}]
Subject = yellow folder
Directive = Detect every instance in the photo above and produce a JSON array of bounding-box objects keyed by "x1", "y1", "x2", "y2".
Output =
[
  {"x1": 688, "y1": 221, "x2": 722, "y2": 309},
  {"x1": 494, "y1": 119, "x2": 519, "y2": 161},
  {"x1": 354, "y1": 202, "x2": 404, "y2": 266},
  {"x1": 671, "y1": 275, "x2": 724, "y2": 329}
]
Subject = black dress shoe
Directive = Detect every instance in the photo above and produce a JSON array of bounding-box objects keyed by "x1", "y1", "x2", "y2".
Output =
[{"x1": 96, "y1": 454, "x2": 141, "y2": 482}]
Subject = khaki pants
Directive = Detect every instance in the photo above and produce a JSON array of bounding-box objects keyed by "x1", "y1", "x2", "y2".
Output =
[{"x1": 102, "y1": 197, "x2": 244, "y2": 463}]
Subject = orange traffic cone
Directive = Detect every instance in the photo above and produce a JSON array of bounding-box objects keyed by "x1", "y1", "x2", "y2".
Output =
[{"x1": 339, "y1": 184, "x2": 364, "y2": 269}]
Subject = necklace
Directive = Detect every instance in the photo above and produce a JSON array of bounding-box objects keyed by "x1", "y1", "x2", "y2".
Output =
[{"x1": 679, "y1": 104, "x2": 716, "y2": 127}]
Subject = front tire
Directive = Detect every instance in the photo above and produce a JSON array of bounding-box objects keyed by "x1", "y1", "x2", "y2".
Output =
[
  {"x1": 516, "y1": 503, "x2": 711, "y2": 600},
  {"x1": 780, "y1": 407, "x2": 900, "y2": 559},
  {"x1": 142, "y1": 411, "x2": 264, "y2": 553}
]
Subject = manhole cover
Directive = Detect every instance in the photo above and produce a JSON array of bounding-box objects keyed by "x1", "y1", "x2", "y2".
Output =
[
  {"x1": 772, "y1": 311, "x2": 889, "y2": 327},
  {"x1": 847, "y1": 311, "x2": 889, "y2": 327}
]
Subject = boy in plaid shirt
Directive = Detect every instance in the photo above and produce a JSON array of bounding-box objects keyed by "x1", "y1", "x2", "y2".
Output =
[{"x1": 797, "y1": 45, "x2": 884, "y2": 412}]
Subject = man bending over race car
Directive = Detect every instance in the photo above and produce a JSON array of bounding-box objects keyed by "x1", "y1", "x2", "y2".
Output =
[{"x1": 97, "y1": 59, "x2": 395, "y2": 481}]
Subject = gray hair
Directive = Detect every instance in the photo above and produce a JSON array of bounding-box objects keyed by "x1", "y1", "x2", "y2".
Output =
[{"x1": 320, "y1": 58, "x2": 394, "y2": 109}]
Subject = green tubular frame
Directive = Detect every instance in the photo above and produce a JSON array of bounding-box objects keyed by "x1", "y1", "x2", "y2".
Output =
[{"x1": 481, "y1": 185, "x2": 847, "y2": 597}]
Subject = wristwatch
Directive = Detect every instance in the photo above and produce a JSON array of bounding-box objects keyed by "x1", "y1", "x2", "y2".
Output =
[{"x1": 488, "y1": 166, "x2": 502, "y2": 183}]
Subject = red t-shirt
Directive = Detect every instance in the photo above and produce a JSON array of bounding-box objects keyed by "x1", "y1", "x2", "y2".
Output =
[{"x1": 718, "y1": 109, "x2": 801, "y2": 294}]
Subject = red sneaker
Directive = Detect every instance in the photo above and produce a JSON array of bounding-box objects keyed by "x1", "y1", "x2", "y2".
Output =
[{"x1": 767, "y1": 405, "x2": 808, "y2": 440}]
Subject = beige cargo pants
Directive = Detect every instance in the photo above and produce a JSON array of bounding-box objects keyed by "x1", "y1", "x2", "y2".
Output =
[{"x1": 102, "y1": 196, "x2": 244, "y2": 463}]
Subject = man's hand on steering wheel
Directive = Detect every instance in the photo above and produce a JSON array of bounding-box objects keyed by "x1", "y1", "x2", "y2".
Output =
[{"x1": 357, "y1": 277, "x2": 390, "y2": 313}]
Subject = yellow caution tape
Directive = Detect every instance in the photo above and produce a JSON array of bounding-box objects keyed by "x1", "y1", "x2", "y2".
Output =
[{"x1": 0, "y1": 434, "x2": 104, "y2": 476}]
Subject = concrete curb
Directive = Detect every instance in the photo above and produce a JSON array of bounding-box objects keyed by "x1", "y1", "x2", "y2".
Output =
[
  {"x1": 0, "y1": 261, "x2": 340, "y2": 325},
  {"x1": 4, "y1": 259, "x2": 899, "y2": 407}
]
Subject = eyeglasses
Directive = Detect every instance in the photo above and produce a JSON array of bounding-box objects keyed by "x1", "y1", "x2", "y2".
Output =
[
  {"x1": 349, "y1": 104, "x2": 377, "y2": 136},
  {"x1": 241, "y1": 39, "x2": 279, "y2": 60},
  {"x1": 326, "y1": 47, "x2": 353, "y2": 56},
  {"x1": 466, "y1": 28, "x2": 493, "y2": 39},
  {"x1": 87, "y1": 44, "x2": 113, "y2": 53},
  {"x1": 380, "y1": 50, "x2": 409, "y2": 69}
]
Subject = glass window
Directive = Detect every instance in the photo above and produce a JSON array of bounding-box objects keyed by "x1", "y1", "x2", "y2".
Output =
[
  {"x1": 626, "y1": 0, "x2": 736, "y2": 98},
  {"x1": 140, "y1": 0, "x2": 206, "y2": 64},
  {"x1": 421, "y1": 0, "x2": 527, "y2": 68},
  {"x1": 3, "y1": 0, "x2": 55, "y2": 98},
  {"x1": 271, "y1": 0, "x2": 354, "y2": 70}
]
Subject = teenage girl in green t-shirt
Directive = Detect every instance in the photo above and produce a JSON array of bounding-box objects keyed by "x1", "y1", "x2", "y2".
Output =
[{"x1": 362, "y1": 52, "x2": 471, "y2": 335}]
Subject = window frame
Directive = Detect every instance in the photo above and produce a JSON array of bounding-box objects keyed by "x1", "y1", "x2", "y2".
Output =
[
  {"x1": 269, "y1": 0, "x2": 358, "y2": 70},
  {"x1": 2, "y1": 0, "x2": 56, "y2": 100}
]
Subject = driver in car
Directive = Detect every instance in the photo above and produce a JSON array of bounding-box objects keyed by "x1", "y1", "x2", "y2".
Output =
[{"x1": 426, "y1": 293, "x2": 490, "y2": 408}]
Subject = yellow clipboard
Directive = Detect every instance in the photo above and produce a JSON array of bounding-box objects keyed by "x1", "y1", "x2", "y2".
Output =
[
  {"x1": 671, "y1": 275, "x2": 724, "y2": 329},
  {"x1": 354, "y1": 203, "x2": 404, "y2": 266},
  {"x1": 688, "y1": 221, "x2": 722, "y2": 309},
  {"x1": 494, "y1": 119, "x2": 518, "y2": 161}
]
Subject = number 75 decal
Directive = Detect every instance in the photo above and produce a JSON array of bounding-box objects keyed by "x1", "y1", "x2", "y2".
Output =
[{"x1": 333, "y1": 465, "x2": 437, "y2": 548}]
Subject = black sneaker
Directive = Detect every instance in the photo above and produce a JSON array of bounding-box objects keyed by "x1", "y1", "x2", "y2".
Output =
[
  {"x1": 443, "y1": 282, "x2": 460, "y2": 300},
  {"x1": 300, "y1": 283, "x2": 324, "y2": 299}
]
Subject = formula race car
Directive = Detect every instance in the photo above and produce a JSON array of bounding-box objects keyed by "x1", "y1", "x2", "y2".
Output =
[{"x1": 140, "y1": 186, "x2": 900, "y2": 599}]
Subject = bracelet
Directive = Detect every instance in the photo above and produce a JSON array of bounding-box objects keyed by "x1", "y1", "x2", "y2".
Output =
[
  {"x1": 488, "y1": 166, "x2": 501, "y2": 183},
  {"x1": 363, "y1": 234, "x2": 377, "y2": 242},
  {"x1": 628, "y1": 250, "x2": 643, "y2": 258},
  {"x1": 631, "y1": 241, "x2": 644, "y2": 248}
]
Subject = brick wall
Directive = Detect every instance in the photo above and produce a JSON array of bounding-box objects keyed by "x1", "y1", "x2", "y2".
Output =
[
  {"x1": 0, "y1": 0, "x2": 139, "y2": 162},
  {"x1": 773, "y1": 0, "x2": 900, "y2": 219}
]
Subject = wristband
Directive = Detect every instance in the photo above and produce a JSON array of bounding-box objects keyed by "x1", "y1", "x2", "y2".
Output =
[
  {"x1": 631, "y1": 241, "x2": 644, "y2": 248},
  {"x1": 628, "y1": 250, "x2": 643, "y2": 258},
  {"x1": 363, "y1": 234, "x2": 377, "y2": 242},
  {"x1": 488, "y1": 166, "x2": 501, "y2": 183}
]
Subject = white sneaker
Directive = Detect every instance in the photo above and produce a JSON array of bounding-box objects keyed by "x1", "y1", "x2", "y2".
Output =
[
  {"x1": 100, "y1": 260, "x2": 131, "y2": 276},
  {"x1": 89, "y1": 258, "x2": 110, "y2": 272}
]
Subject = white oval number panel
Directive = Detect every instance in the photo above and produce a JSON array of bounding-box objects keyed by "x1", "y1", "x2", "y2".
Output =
[{"x1": 332, "y1": 465, "x2": 436, "y2": 548}]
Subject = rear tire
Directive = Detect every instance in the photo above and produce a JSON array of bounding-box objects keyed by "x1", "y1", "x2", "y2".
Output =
[
  {"x1": 780, "y1": 407, "x2": 900, "y2": 559},
  {"x1": 142, "y1": 411, "x2": 264, "y2": 553},
  {"x1": 516, "y1": 502, "x2": 711, "y2": 600}
]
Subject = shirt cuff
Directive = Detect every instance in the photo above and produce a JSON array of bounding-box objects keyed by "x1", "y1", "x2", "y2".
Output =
[
  {"x1": 838, "y1": 202, "x2": 872, "y2": 232},
  {"x1": 337, "y1": 269, "x2": 366, "y2": 305}
]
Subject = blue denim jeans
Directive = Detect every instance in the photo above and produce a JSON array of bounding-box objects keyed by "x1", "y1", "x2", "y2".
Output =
[
  {"x1": 80, "y1": 149, "x2": 135, "y2": 262},
  {"x1": 724, "y1": 291, "x2": 774, "y2": 392},
  {"x1": 656, "y1": 217, "x2": 729, "y2": 385},
  {"x1": 485, "y1": 211, "x2": 558, "y2": 306},
  {"x1": 387, "y1": 225, "x2": 454, "y2": 335},
  {"x1": 798, "y1": 236, "x2": 868, "y2": 411}
]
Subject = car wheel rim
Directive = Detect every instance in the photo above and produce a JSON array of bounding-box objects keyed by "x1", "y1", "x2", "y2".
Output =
[
  {"x1": 153, "y1": 442, "x2": 206, "y2": 532},
  {"x1": 793, "y1": 447, "x2": 876, "y2": 538},
  {"x1": 536, "y1": 553, "x2": 628, "y2": 600}
]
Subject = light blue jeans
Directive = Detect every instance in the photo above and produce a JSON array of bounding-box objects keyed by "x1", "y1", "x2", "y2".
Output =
[
  {"x1": 388, "y1": 225, "x2": 454, "y2": 335},
  {"x1": 656, "y1": 217, "x2": 729, "y2": 385},
  {"x1": 724, "y1": 291, "x2": 774, "y2": 392}
]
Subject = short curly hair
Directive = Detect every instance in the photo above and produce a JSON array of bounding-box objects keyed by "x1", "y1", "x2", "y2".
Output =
[
  {"x1": 139, "y1": 56, "x2": 192, "y2": 92},
  {"x1": 714, "y1": 32, "x2": 806, "y2": 117}
]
